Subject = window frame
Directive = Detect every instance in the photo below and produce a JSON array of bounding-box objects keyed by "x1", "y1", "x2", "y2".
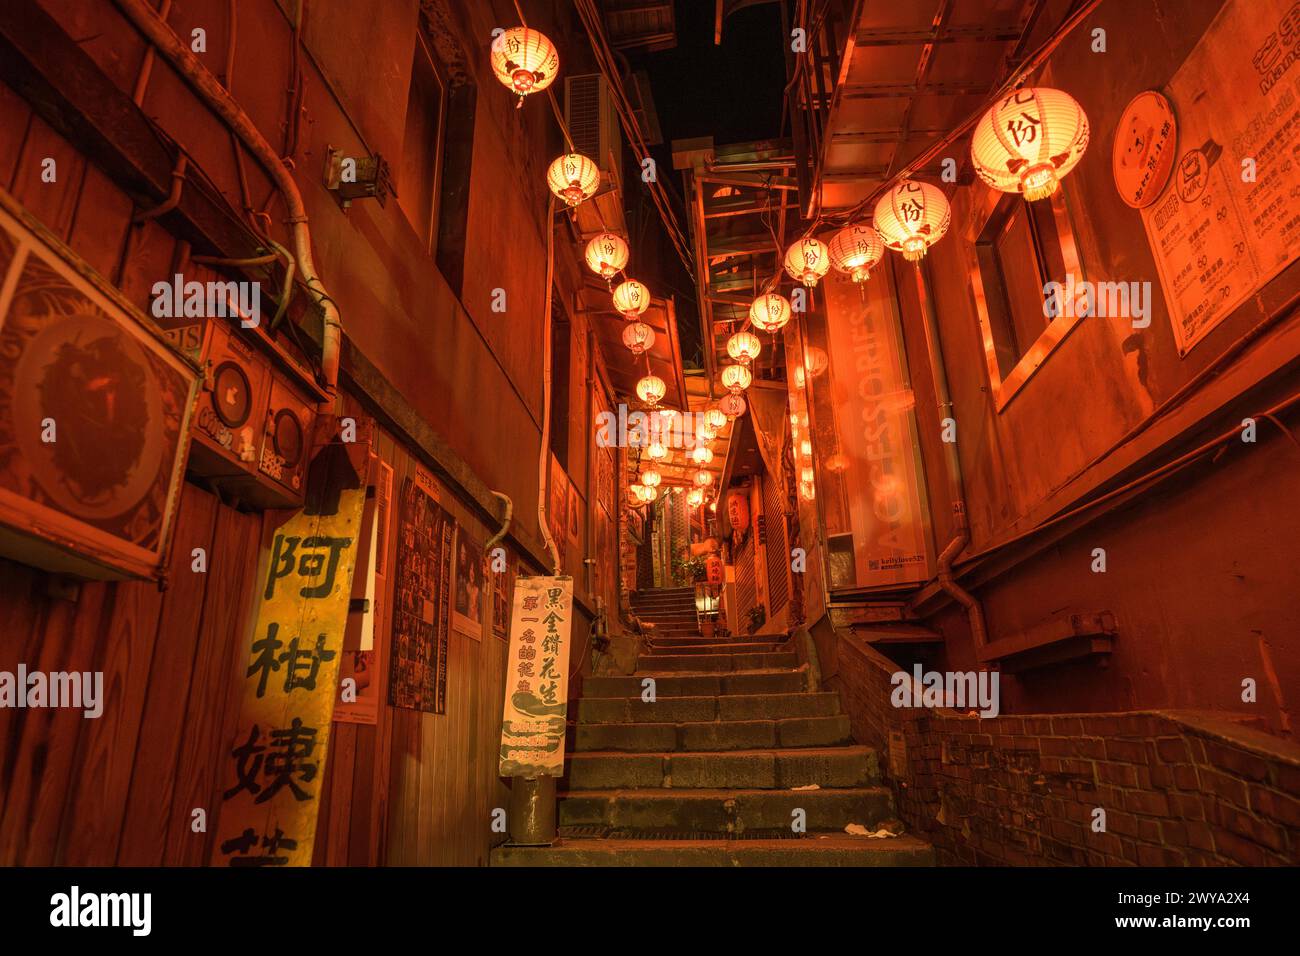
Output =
[
  {"x1": 965, "y1": 181, "x2": 1088, "y2": 412},
  {"x1": 399, "y1": 30, "x2": 448, "y2": 255}
]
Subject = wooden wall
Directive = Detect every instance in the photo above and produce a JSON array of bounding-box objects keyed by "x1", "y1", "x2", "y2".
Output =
[
  {"x1": 0, "y1": 484, "x2": 262, "y2": 865},
  {"x1": 311, "y1": 426, "x2": 513, "y2": 867}
]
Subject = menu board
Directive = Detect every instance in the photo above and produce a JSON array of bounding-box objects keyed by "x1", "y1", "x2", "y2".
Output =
[{"x1": 1141, "y1": 0, "x2": 1300, "y2": 354}]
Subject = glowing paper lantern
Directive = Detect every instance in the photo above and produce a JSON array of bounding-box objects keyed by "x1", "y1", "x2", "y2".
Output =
[
  {"x1": 726, "y1": 329, "x2": 762, "y2": 365},
  {"x1": 749, "y1": 292, "x2": 791, "y2": 333},
  {"x1": 622, "y1": 321, "x2": 655, "y2": 355},
  {"x1": 687, "y1": 488, "x2": 704, "y2": 507},
  {"x1": 691, "y1": 446, "x2": 714, "y2": 465},
  {"x1": 704, "y1": 406, "x2": 727, "y2": 430},
  {"x1": 647, "y1": 441, "x2": 668, "y2": 462},
  {"x1": 636, "y1": 373, "x2": 666, "y2": 406},
  {"x1": 783, "y1": 237, "x2": 830, "y2": 287},
  {"x1": 490, "y1": 28, "x2": 559, "y2": 103},
  {"x1": 547, "y1": 153, "x2": 600, "y2": 206},
  {"x1": 640, "y1": 468, "x2": 662, "y2": 488},
  {"x1": 720, "y1": 363, "x2": 752, "y2": 393},
  {"x1": 640, "y1": 485, "x2": 659, "y2": 503},
  {"x1": 612, "y1": 278, "x2": 650, "y2": 318},
  {"x1": 874, "y1": 179, "x2": 950, "y2": 262},
  {"x1": 696, "y1": 423, "x2": 718, "y2": 444},
  {"x1": 693, "y1": 469, "x2": 714, "y2": 488},
  {"x1": 971, "y1": 87, "x2": 1090, "y2": 201},
  {"x1": 628, "y1": 482, "x2": 645, "y2": 503},
  {"x1": 719, "y1": 392, "x2": 747, "y2": 419},
  {"x1": 585, "y1": 232, "x2": 630, "y2": 279},
  {"x1": 803, "y1": 345, "x2": 829, "y2": 378},
  {"x1": 828, "y1": 224, "x2": 884, "y2": 283}
]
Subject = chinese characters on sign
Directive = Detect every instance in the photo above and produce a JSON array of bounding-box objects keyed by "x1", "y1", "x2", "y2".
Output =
[
  {"x1": 213, "y1": 484, "x2": 367, "y2": 866},
  {"x1": 1141, "y1": 0, "x2": 1300, "y2": 354},
  {"x1": 499, "y1": 576, "x2": 572, "y2": 777}
]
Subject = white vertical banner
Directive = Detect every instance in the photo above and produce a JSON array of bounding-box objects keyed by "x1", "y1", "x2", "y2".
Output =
[{"x1": 498, "y1": 575, "x2": 573, "y2": 777}]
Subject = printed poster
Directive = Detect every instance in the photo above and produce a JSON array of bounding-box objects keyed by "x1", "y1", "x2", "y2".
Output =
[
  {"x1": 212, "y1": 482, "x2": 367, "y2": 866},
  {"x1": 451, "y1": 526, "x2": 486, "y2": 640},
  {"x1": 498, "y1": 575, "x2": 572, "y2": 777},
  {"x1": 820, "y1": 266, "x2": 931, "y2": 588},
  {"x1": 1141, "y1": 0, "x2": 1300, "y2": 354},
  {"x1": 388, "y1": 476, "x2": 453, "y2": 714}
]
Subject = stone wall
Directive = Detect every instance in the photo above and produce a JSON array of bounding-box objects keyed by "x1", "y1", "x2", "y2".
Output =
[{"x1": 833, "y1": 634, "x2": 1300, "y2": 865}]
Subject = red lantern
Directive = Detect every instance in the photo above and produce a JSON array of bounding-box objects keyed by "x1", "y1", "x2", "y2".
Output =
[{"x1": 726, "y1": 489, "x2": 750, "y2": 533}]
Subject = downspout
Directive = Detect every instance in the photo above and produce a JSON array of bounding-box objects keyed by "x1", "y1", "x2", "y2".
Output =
[
  {"x1": 536, "y1": 196, "x2": 562, "y2": 574},
  {"x1": 112, "y1": 0, "x2": 342, "y2": 416},
  {"x1": 909, "y1": 260, "x2": 989, "y2": 647}
]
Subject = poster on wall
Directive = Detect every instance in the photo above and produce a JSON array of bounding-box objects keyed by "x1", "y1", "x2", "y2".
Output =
[
  {"x1": 212, "y1": 479, "x2": 368, "y2": 866},
  {"x1": 1140, "y1": 0, "x2": 1300, "y2": 355},
  {"x1": 491, "y1": 545, "x2": 516, "y2": 640},
  {"x1": 387, "y1": 476, "x2": 453, "y2": 714},
  {"x1": 547, "y1": 453, "x2": 568, "y2": 568},
  {"x1": 819, "y1": 267, "x2": 931, "y2": 588},
  {"x1": 451, "y1": 526, "x2": 486, "y2": 640},
  {"x1": 498, "y1": 575, "x2": 573, "y2": 778}
]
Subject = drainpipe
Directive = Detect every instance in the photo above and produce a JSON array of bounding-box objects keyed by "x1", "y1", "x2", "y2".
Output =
[
  {"x1": 112, "y1": 0, "x2": 342, "y2": 416},
  {"x1": 910, "y1": 260, "x2": 989, "y2": 648}
]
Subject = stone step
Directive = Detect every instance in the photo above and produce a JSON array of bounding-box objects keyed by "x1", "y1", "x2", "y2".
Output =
[
  {"x1": 557, "y1": 785, "x2": 893, "y2": 831},
  {"x1": 563, "y1": 746, "x2": 879, "y2": 790},
  {"x1": 646, "y1": 634, "x2": 775, "y2": 645},
  {"x1": 584, "y1": 670, "x2": 804, "y2": 699},
  {"x1": 491, "y1": 835, "x2": 935, "y2": 867},
  {"x1": 574, "y1": 714, "x2": 852, "y2": 751},
  {"x1": 643, "y1": 641, "x2": 785, "y2": 654},
  {"x1": 635, "y1": 651, "x2": 800, "y2": 672},
  {"x1": 577, "y1": 691, "x2": 841, "y2": 724}
]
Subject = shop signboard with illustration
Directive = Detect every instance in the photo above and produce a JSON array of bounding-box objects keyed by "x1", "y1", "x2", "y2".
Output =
[{"x1": 498, "y1": 576, "x2": 572, "y2": 777}]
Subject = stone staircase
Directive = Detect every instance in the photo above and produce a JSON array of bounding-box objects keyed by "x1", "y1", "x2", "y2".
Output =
[{"x1": 492, "y1": 587, "x2": 935, "y2": 866}]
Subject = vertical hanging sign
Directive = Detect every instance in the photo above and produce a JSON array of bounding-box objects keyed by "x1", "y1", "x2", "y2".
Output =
[
  {"x1": 499, "y1": 575, "x2": 572, "y2": 777},
  {"x1": 212, "y1": 482, "x2": 367, "y2": 866}
]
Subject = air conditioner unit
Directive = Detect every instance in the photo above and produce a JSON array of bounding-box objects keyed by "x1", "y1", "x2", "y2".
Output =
[
  {"x1": 566, "y1": 73, "x2": 622, "y2": 180},
  {"x1": 0, "y1": 189, "x2": 201, "y2": 580},
  {"x1": 186, "y1": 319, "x2": 321, "y2": 510}
]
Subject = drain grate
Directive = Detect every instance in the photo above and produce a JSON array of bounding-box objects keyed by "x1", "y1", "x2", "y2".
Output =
[{"x1": 557, "y1": 826, "x2": 806, "y2": 841}]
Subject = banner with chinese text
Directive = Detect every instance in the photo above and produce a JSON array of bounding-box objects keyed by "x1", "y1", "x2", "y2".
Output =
[
  {"x1": 498, "y1": 575, "x2": 572, "y2": 777},
  {"x1": 212, "y1": 484, "x2": 367, "y2": 866}
]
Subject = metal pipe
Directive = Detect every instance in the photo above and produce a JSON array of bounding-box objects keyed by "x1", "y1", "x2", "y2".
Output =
[
  {"x1": 132, "y1": 154, "x2": 187, "y2": 223},
  {"x1": 113, "y1": 0, "x2": 343, "y2": 415},
  {"x1": 908, "y1": 259, "x2": 988, "y2": 647},
  {"x1": 537, "y1": 196, "x2": 562, "y2": 574}
]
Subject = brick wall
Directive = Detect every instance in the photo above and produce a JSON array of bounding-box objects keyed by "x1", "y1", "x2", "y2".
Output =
[{"x1": 833, "y1": 635, "x2": 1300, "y2": 865}]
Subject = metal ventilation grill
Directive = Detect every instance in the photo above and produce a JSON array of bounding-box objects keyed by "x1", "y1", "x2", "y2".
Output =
[{"x1": 567, "y1": 74, "x2": 603, "y2": 162}]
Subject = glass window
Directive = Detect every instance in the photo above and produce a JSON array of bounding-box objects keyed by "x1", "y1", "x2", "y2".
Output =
[{"x1": 399, "y1": 34, "x2": 446, "y2": 252}]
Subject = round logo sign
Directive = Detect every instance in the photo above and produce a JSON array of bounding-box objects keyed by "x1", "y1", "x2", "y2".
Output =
[{"x1": 1112, "y1": 90, "x2": 1178, "y2": 208}]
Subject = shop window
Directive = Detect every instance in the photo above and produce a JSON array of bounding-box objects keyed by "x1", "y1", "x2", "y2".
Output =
[{"x1": 968, "y1": 188, "x2": 1085, "y2": 410}]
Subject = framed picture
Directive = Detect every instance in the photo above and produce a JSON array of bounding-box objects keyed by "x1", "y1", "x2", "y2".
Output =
[
  {"x1": 491, "y1": 546, "x2": 515, "y2": 640},
  {"x1": 451, "y1": 525, "x2": 486, "y2": 640}
]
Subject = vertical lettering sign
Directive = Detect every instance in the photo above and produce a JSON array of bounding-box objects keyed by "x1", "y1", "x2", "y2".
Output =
[
  {"x1": 499, "y1": 576, "x2": 572, "y2": 777},
  {"x1": 212, "y1": 485, "x2": 367, "y2": 866}
]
